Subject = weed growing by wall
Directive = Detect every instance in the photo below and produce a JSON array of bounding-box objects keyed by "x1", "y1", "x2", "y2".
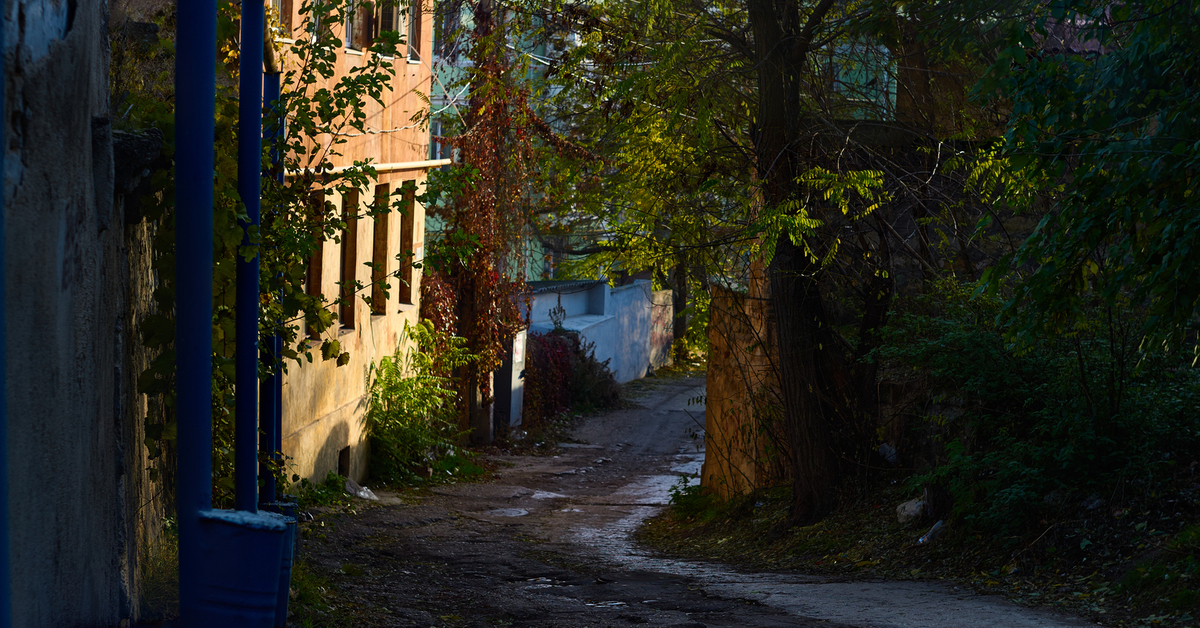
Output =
[{"x1": 365, "y1": 322, "x2": 477, "y2": 485}]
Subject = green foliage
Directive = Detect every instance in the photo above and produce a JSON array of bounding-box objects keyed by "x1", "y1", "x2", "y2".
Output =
[
  {"x1": 667, "y1": 477, "x2": 722, "y2": 522},
  {"x1": 753, "y1": 168, "x2": 890, "y2": 268},
  {"x1": 364, "y1": 321, "x2": 477, "y2": 485},
  {"x1": 114, "y1": 1, "x2": 410, "y2": 503},
  {"x1": 878, "y1": 280, "x2": 1200, "y2": 538},
  {"x1": 293, "y1": 470, "x2": 353, "y2": 509},
  {"x1": 976, "y1": 0, "x2": 1200, "y2": 350}
]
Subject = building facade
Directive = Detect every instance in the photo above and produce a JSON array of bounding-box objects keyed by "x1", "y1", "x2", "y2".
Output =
[{"x1": 273, "y1": 0, "x2": 446, "y2": 484}]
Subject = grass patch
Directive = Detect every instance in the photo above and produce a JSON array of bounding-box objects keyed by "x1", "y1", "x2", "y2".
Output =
[{"x1": 138, "y1": 525, "x2": 179, "y2": 620}]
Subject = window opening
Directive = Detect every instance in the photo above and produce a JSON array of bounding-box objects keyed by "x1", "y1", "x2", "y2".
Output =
[
  {"x1": 398, "y1": 182, "x2": 415, "y2": 305},
  {"x1": 406, "y1": 0, "x2": 423, "y2": 62},
  {"x1": 306, "y1": 189, "x2": 327, "y2": 340},
  {"x1": 346, "y1": 0, "x2": 374, "y2": 50},
  {"x1": 271, "y1": 0, "x2": 293, "y2": 34},
  {"x1": 340, "y1": 189, "x2": 359, "y2": 328},
  {"x1": 370, "y1": 184, "x2": 390, "y2": 315},
  {"x1": 375, "y1": 0, "x2": 399, "y2": 56}
]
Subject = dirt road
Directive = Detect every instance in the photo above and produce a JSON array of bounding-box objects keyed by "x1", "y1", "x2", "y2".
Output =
[{"x1": 295, "y1": 376, "x2": 1098, "y2": 627}]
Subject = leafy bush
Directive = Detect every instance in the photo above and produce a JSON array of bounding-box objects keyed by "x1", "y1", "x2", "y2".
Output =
[
  {"x1": 877, "y1": 280, "x2": 1200, "y2": 538},
  {"x1": 564, "y1": 333, "x2": 622, "y2": 412},
  {"x1": 294, "y1": 471, "x2": 352, "y2": 509},
  {"x1": 668, "y1": 476, "x2": 722, "y2": 521},
  {"x1": 364, "y1": 321, "x2": 476, "y2": 485},
  {"x1": 524, "y1": 330, "x2": 622, "y2": 429},
  {"x1": 523, "y1": 332, "x2": 573, "y2": 429}
]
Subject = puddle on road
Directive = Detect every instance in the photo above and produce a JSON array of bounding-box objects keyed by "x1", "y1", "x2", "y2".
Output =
[
  {"x1": 571, "y1": 451, "x2": 749, "y2": 578},
  {"x1": 486, "y1": 508, "x2": 529, "y2": 517},
  {"x1": 602, "y1": 453, "x2": 703, "y2": 507},
  {"x1": 532, "y1": 490, "x2": 567, "y2": 500}
]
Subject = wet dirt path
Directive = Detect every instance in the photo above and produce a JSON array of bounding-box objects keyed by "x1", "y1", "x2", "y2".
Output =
[{"x1": 295, "y1": 376, "x2": 1097, "y2": 628}]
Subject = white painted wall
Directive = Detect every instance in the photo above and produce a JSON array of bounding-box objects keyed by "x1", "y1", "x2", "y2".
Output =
[{"x1": 528, "y1": 280, "x2": 672, "y2": 384}]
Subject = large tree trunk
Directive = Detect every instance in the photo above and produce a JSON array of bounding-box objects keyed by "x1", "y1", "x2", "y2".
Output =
[
  {"x1": 767, "y1": 238, "x2": 846, "y2": 524},
  {"x1": 747, "y1": 0, "x2": 848, "y2": 524}
]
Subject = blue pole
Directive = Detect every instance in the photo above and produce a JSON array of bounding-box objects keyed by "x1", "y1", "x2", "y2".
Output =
[
  {"x1": 175, "y1": 0, "x2": 218, "y2": 619},
  {"x1": 260, "y1": 71, "x2": 282, "y2": 506},
  {"x1": 236, "y1": 0, "x2": 266, "y2": 514},
  {"x1": 0, "y1": 6, "x2": 10, "y2": 625}
]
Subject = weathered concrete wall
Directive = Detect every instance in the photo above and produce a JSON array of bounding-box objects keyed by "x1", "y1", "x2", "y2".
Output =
[
  {"x1": 528, "y1": 280, "x2": 673, "y2": 384},
  {"x1": 4, "y1": 0, "x2": 139, "y2": 624}
]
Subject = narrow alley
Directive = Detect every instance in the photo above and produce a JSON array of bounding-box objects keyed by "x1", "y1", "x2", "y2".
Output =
[{"x1": 293, "y1": 376, "x2": 1096, "y2": 628}]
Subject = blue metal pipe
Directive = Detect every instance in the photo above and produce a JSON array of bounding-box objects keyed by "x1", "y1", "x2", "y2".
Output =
[
  {"x1": 236, "y1": 0, "x2": 266, "y2": 514},
  {"x1": 259, "y1": 72, "x2": 283, "y2": 506},
  {"x1": 0, "y1": 7, "x2": 9, "y2": 626},
  {"x1": 175, "y1": 0, "x2": 218, "y2": 620}
]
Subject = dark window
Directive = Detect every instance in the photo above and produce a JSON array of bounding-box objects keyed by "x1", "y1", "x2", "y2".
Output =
[
  {"x1": 375, "y1": 0, "x2": 399, "y2": 57},
  {"x1": 407, "y1": 0, "x2": 423, "y2": 62},
  {"x1": 433, "y1": 0, "x2": 463, "y2": 61},
  {"x1": 370, "y1": 184, "x2": 390, "y2": 315},
  {"x1": 398, "y1": 182, "x2": 415, "y2": 305},
  {"x1": 340, "y1": 189, "x2": 359, "y2": 328},
  {"x1": 271, "y1": 0, "x2": 294, "y2": 33},
  {"x1": 306, "y1": 189, "x2": 327, "y2": 340}
]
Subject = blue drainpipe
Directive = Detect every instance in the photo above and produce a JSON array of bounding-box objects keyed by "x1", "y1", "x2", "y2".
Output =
[
  {"x1": 236, "y1": 0, "x2": 265, "y2": 514},
  {"x1": 260, "y1": 59, "x2": 296, "y2": 628},
  {"x1": 179, "y1": 4, "x2": 286, "y2": 624},
  {"x1": 260, "y1": 71, "x2": 282, "y2": 506},
  {"x1": 0, "y1": 7, "x2": 10, "y2": 625},
  {"x1": 175, "y1": 0, "x2": 218, "y2": 619}
]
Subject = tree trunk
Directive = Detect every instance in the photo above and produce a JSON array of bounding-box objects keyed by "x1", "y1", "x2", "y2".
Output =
[
  {"x1": 747, "y1": 0, "x2": 847, "y2": 524},
  {"x1": 672, "y1": 259, "x2": 689, "y2": 362},
  {"x1": 767, "y1": 237, "x2": 848, "y2": 524}
]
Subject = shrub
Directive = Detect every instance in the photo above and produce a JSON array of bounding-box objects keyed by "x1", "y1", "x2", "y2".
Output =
[
  {"x1": 876, "y1": 280, "x2": 1200, "y2": 538},
  {"x1": 523, "y1": 331, "x2": 572, "y2": 429},
  {"x1": 523, "y1": 330, "x2": 622, "y2": 429},
  {"x1": 364, "y1": 321, "x2": 476, "y2": 485}
]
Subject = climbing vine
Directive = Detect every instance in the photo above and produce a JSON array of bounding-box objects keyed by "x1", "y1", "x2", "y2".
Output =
[{"x1": 419, "y1": 1, "x2": 536, "y2": 438}]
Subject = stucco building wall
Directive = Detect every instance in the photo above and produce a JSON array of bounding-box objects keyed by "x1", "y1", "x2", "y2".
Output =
[
  {"x1": 281, "y1": 180, "x2": 428, "y2": 484},
  {"x1": 277, "y1": 2, "x2": 436, "y2": 484}
]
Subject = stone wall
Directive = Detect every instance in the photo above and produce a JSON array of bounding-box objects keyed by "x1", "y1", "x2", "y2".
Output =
[{"x1": 4, "y1": 0, "x2": 147, "y2": 623}]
